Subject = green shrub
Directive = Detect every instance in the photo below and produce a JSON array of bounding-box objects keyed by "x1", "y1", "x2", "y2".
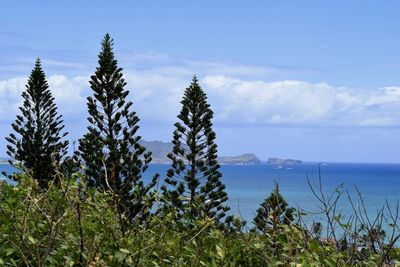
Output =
[{"x1": 0, "y1": 171, "x2": 398, "y2": 266}]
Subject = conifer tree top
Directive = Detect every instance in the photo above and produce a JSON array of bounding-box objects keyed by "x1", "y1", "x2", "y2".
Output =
[
  {"x1": 97, "y1": 33, "x2": 117, "y2": 70},
  {"x1": 253, "y1": 183, "x2": 295, "y2": 232},
  {"x1": 89, "y1": 33, "x2": 127, "y2": 104},
  {"x1": 27, "y1": 58, "x2": 48, "y2": 96},
  {"x1": 33, "y1": 58, "x2": 42, "y2": 72}
]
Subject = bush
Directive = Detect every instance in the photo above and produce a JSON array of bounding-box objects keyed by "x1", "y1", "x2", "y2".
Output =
[{"x1": 0, "y1": 170, "x2": 399, "y2": 266}]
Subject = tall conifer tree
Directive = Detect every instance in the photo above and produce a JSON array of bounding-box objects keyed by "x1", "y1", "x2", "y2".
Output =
[
  {"x1": 78, "y1": 34, "x2": 157, "y2": 226},
  {"x1": 5, "y1": 59, "x2": 68, "y2": 188},
  {"x1": 161, "y1": 76, "x2": 230, "y2": 224}
]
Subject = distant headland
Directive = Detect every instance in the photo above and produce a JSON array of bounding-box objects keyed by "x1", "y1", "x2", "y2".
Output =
[
  {"x1": 0, "y1": 141, "x2": 303, "y2": 166},
  {"x1": 139, "y1": 140, "x2": 302, "y2": 165},
  {"x1": 138, "y1": 140, "x2": 262, "y2": 165}
]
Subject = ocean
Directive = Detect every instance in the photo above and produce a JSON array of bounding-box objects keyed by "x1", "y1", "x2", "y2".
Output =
[{"x1": 2, "y1": 162, "x2": 400, "y2": 227}]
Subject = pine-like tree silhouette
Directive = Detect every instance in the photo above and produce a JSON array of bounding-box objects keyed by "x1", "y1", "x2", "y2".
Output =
[
  {"x1": 161, "y1": 76, "x2": 230, "y2": 224},
  {"x1": 5, "y1": 59, "x2": 68, "y2": 188},
  {"x1": 253, "y1": 183, "x2": 295, "y2": 232},
  {"x1": 78, "y1": 34, "x2": 157, "y2": 227}
]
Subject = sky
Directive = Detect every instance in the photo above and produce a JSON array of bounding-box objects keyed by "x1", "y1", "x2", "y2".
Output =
[{"x1": 1, "y1": 1, "x2": 400, "y2": 163}]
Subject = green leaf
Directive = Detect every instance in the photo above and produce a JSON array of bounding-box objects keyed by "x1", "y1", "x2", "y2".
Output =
[
  {"x1": 216, "y1": 244, "x2": 225, "y2": 259},
  {"x1": 323, "y1": 258, "x2": 337, "y2": 267},
  {"x1": 119, "y1": 248, "x2": 130, "y2": 254},
  {"x1": 114, "y1": 251, "x2": 126, "y2": 262},
  {"x1": 4, "y1": 248, "x2": 15, "y2": 256},
  {"x1": 27, "y1": 235, "x2": 36, "y2": 244}
]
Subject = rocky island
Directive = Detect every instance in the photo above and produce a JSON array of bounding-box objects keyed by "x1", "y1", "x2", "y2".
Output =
[
  {"x1": 139, "y1": 140, "x2": 261, "y2": 165},
  {"x1": 267, "y1": 157, "x2": 302, "y2": 165},
  {"x1": 218, "y1": 153, "x2": 261, "y2": 165}
]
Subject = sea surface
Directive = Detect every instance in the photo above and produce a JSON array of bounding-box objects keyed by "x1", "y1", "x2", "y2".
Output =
[{"x1": 2, "y1": 163, "x2": 400, "y2": 227}]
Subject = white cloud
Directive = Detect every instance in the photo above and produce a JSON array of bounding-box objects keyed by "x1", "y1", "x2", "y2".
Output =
[
  {"x1": 366, "y1": 87, "x2": 400, "y2": 106},
  {"x1": 202, "y1": 76, "x2": 400, "y2": 127},
  {"x1": 0, "y1": 77, "x2": 26, "y2": 120},
  {"x1": 1, "y1": 57, "x2": 400, "y2": 129},
  {"x1": 48, "y1": 75, "x2": 88, "y2": 115}
]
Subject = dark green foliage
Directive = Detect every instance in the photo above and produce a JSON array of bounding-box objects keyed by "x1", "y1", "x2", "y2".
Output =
[
  {"x1": 5, "y1": 59, "x2": 68, "y2": 188},
  {"x1": 253, "y1": 183, "x2": 295, "y2": 233},
  {"x1": 78, "y1": 34, "x2": 157, "y2": 227},
  {"x1": 161, "y1": 76, "x2": 230, "y2": 224}
]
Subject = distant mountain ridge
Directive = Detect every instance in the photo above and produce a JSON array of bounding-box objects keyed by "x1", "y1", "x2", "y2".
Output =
[
  {"x1": 1, "y1": 142, "x2": 301, "y2": 166},
  {"x1": 138, "y1": 140, "x2": 174, "y2": 164},
  {"x1": 139, "y1": 140, "x2": 261, "y2": 165}
]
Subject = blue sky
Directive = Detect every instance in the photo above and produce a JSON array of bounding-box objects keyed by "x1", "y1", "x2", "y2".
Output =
[{"x1": 1, "y1": 1, "x2": 400, "y2": 163}]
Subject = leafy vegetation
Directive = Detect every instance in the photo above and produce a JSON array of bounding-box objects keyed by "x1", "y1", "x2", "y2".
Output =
[{"x1": 1, "y1": 172, "x2": 400, "y2": 266}]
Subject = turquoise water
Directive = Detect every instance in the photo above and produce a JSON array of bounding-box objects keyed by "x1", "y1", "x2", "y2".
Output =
[
  {"x1": 2, "y1": 163, "x2": 400, "y2": 226},
  {"x1": 144, "y1": 163, "x2": 400, "y2": 225}
]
